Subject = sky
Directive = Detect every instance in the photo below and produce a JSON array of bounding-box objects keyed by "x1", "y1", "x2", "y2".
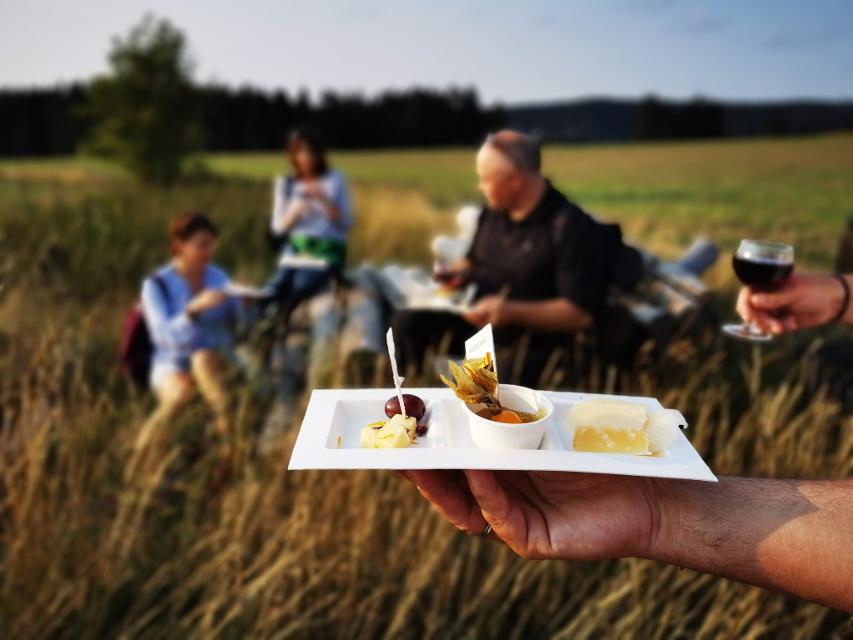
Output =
[{"x1": 1, "y1": 0, "x2": 851, "y2": 105}]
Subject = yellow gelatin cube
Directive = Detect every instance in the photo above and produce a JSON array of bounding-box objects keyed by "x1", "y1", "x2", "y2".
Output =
[{"x1": 573, "y1": 426, "x2": 649, "y2": 455}]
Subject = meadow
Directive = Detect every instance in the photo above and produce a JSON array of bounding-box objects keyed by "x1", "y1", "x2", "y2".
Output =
[{"x1": 0, "y1": 134, "x2": 851, "y2": 638}]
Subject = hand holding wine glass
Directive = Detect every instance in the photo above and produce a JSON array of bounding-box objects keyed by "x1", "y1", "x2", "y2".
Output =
[
  {"x1": 723, "y1": 239, "x2": 794, "y2": 342},
  {"x1": 737, "y1": 272, "x2": 853, "y2": 334},
  {"x1": 433, "y1": 258, "x2": 469, "y2": 290}
]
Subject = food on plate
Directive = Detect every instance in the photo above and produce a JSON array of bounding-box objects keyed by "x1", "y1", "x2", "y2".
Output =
[
  {"x1": 388, "y1": 413, "x2": 418, "y2": 439},
  {"x1": 360, "y1": 421, "x2": 385, "y2": 448},
  {"x1": 360, "y1": 414, "x2": 422, "y2": 449},
  {"x1": 440, "y1": 353, "x2": 544, "y2": 423},
  {"x1": 384, "y1": 393, "x2": 426, "y2": 421},
  {"x1": 644, "y1": 409, "x2": 684, "y2": 453},
  {"x1": 440, "y1": 354, "x2": 499, "y2": 407},
  {"x1": 569, "y1": 399, "x2": 647, "y2": 430},
  {"x1": 568, "y1": 399, "x2": 686, "y2": 455},
  {"x1": 573, "y1": 426, "x2": 650, "y2": 454},
  {"x1": 488, "y1": 410, "x2": 523, "y2": 424},
  {"x1": 474, "y1": 403, "x2": 545, "y2": 424},
  {"x1": 366, "y1": 331, "x2": 429, "y2": 448}
]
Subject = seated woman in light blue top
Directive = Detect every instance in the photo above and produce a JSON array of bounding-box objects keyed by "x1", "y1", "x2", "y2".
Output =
[
  {"x1": 141, "y1": 212, "x2": 241, "y2": 434},
  {"x1": 265, "y1": 128, "x2": 354, "y2": 317}
]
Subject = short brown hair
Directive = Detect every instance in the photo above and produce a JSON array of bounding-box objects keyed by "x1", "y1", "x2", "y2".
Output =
[{"x1": 169, "y1": 212, "x2": 217, "y2": 254}]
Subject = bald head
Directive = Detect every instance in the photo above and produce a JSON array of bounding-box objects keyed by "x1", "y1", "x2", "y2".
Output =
[
  {"x1": 476, "y1": 130, "x2": 544, "y2": 213},
  {"x1": 480, "y1": 130, "x2": 541, "y2": 176}
]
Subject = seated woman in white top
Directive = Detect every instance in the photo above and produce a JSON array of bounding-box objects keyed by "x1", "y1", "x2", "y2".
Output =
[
  {"x1": 264, "y1": 128, "x2": 354, "y2": 317},
  {"x1": 140, "y1": 213, "x2": 242, "y2": 445}
]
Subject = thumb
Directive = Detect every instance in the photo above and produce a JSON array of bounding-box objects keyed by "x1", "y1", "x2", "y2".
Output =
[{"x1": 463, "y1": 470, "x2": 511, "y2": 531}]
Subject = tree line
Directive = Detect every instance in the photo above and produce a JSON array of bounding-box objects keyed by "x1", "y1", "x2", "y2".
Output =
[
  {"x1": 0, "y1": 16, "x2": 505, "y2": 184},
  {"x1": 0, "y1": 82, "x2": 502, "y2": 157}
]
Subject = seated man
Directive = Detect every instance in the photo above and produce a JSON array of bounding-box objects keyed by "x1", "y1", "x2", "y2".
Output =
[{"x1": 392, "y1": 130, "x2": 634, "y2": 386}]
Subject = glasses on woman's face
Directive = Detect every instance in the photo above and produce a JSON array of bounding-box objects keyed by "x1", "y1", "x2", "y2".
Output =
[{"x1": 722, "y1": 239, "x2": 794, "y2": 342}]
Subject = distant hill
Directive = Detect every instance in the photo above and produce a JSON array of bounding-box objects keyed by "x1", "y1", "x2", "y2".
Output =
[
  {"x1": 504, "y1": 98, "x2": 853, "y2": 142},
  {"x1": 506, "y1": 99, "x2": 639, "y2": 142}
]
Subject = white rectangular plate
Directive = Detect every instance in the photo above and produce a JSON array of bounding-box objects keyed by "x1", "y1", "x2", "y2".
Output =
[
  {"x1": 288, "y1": 388, "x2": 717, "y2": 482},
  {"x1": 404, "y1": 297, "x2": 471, "y2": 315},
  {"x1": 279, "y1": 255, "x2": 330, "y2": 270},
  {"x1": 224, "y1": 282, "x2": 268, "y2": 299}
]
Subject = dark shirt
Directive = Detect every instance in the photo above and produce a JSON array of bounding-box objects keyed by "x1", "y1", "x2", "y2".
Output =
[{"x1": 467, "y1": 182, "x2": 608, "y2": 318}]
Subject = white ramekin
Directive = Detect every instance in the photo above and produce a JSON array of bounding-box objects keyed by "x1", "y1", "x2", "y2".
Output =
[{"x1": 462, "y1": 384, "x2": 553, "y2": 450}]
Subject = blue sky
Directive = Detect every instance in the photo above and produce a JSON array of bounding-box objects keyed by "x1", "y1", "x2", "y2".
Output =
[{"x1": 1, "y1": 0, "x2": 851, "y2": 104}]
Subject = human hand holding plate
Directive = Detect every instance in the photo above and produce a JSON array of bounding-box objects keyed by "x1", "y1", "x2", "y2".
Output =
[{"x1": 402, "y1": 469, "x2": 659, "y2": 560}]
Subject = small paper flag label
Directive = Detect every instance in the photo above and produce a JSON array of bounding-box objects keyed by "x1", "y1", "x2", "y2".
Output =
[
  {"x1": 386, "y1": 327, "x2": 407, "y2": 418},
  {"x1": 464, "y1": 323, "x2": 500, "y2": 402}
]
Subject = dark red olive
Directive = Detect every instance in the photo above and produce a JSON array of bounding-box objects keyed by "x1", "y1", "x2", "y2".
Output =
[
  {"x1": 415, "y1": 424, "x2": 429, "y2": 437},
  {"x1": 384, "y1": 394, "x2": 426, "y2": 421}
]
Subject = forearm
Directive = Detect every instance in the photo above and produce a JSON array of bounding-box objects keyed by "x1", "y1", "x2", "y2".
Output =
[
  {"x1": 818, "y1": 273, "x2": 853, "y2": 326},
  {"x1": 649, "y1": 476, "x2": 853, "y2": 611},
  {"x1": 147, "y1": 309, "x2": 196, "y2": 350},
  {"x1": 142, "y1": 285, "x2": 196, "y2": 349},
  {"x1": 272, "y1": 196, "x2": 309, "y2": 234},
  {"x1": 273, "y1": 212, "x2": 298, "y2": 234},
  {"x1": 503, "y1": 298, "x2": 591, "y2": 332}
]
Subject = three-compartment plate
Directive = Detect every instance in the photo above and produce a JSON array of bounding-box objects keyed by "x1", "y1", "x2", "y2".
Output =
[{"x1": 288, "y1": 388, "x2": 717, "y2": 482}]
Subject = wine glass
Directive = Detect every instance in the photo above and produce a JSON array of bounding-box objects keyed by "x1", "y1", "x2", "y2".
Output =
[
  {"x1": 433, "y1": 259, "x2": 465, "y2": 290},
  {"x1": 722, "y1": 239, "x2": 794, "y2": 342}
]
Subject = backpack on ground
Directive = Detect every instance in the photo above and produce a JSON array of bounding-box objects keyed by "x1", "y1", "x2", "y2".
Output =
[{"x1": 119, "y1": 275, "x2": 171, "y2": 388}]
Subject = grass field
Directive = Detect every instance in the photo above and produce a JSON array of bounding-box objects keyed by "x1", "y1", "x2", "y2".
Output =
[
  {"x1": 0, "y1": 135, "x2": 852, "y2": 638},
  {"x1": 5, "y1": 133, "x2": 852, "y2": 267}
]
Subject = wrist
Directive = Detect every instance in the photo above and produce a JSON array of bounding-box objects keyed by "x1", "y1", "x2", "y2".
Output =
[
  {"x1": 642, "y1": 477, "x2": 716, "y2": 565},
  {"x1": 835, "y1": 274, "x2": 853, "y2": 325},
  {"x1": 499, "y1": 300, "x2": 518, "y2": 325},
  {"x1": 644, "y1": 477, "x2": 766, "y2": 571},
  {"x1": 639, "y1": 478, "x2": 681, "y2": 561},
  {"x1": 821, "y1": 274, "x2": 850, "y2": 326}
]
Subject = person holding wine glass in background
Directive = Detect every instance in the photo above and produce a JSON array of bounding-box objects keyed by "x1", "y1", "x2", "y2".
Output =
[{"x1": 391, "y1": 130, "x2": 640, "y2": 386}]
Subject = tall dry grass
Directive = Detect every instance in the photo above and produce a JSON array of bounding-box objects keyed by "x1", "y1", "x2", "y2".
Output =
[
  {"x1": 1, "y1": 141, "x2": 852, "y2": 637},
  {"x1": 0, "y1": 324, "x2": 850, "y2": 638}
]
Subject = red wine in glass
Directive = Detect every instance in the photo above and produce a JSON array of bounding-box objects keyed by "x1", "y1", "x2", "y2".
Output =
[
  {"x1": 723, "y1": 240, "x2": 794, "y2": 342},
  {"x1": 433, "y1": 261, "x2": 465, "y2": 290},
  {"x1": 732, "y1": 256, "x2": 793, "y2": 292}
]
